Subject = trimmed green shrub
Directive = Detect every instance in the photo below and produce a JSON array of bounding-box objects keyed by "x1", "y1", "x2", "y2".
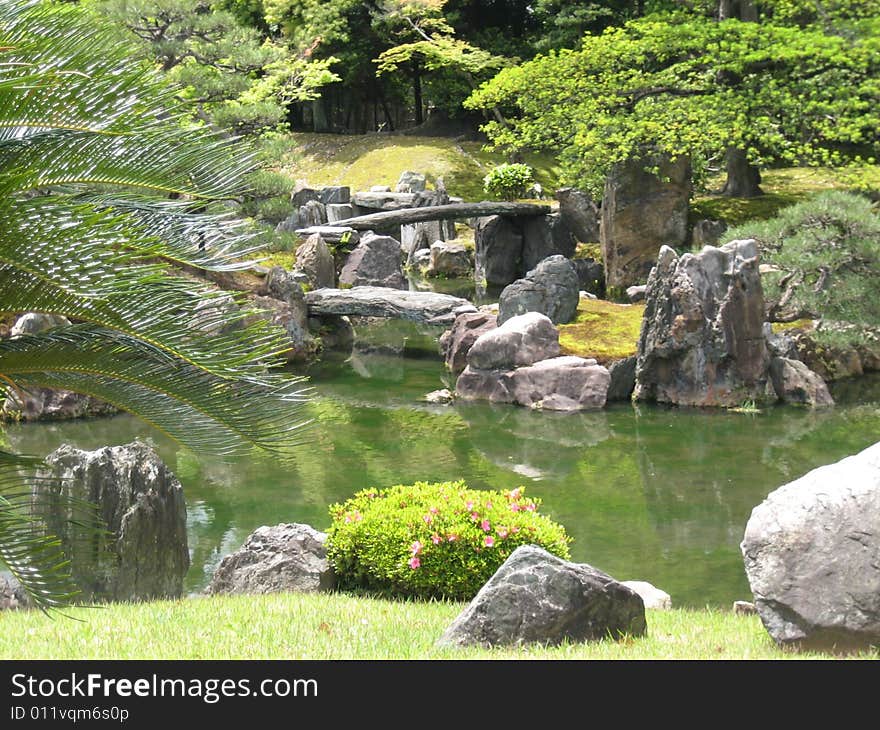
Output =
[
  {"x1": 483, "y1": 163, "x2": 535, "y2": 201},
  {"x1": 326, "y1": 480, "x2": 571, "y2": 600}
]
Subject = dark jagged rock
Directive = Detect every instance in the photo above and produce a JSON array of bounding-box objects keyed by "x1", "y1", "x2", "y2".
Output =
[
  {"x1": 634, "y1": 240, "x2": 770, "y2": 407},
  {"x1": 497, "y1": 255, "x2": 580, "y2": 326},
  {"x1": 34, "y1": 440, "x2": 189, "y2": 603},
  {"x1": 601, "y1": 155, "x2": 691, "y2": 290}
]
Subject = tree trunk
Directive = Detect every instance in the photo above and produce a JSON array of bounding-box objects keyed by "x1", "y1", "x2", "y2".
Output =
[
  {"x1": 718, "y1": 0, "x2": 757, "y2": 20},
  {"x1": 721, "y1": 148, "x2": 763, "y2": 197},
  {"x1": 412, "y1": 59, "x2": 424, "y2": 127}
]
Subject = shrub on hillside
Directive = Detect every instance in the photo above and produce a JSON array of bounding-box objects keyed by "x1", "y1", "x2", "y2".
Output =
[
  {"x1": 483, "y1": 163, "x2": 535, "y2": 201},
  {"x1": 326, "y1": 481, "x2": 571, "y2": 600},
  {"x1": 722, "y1": 190, "x2": 880, "y2": 345}
]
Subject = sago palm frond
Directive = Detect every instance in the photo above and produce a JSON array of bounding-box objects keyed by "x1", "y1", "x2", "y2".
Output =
[{"x1": 0, "y1": 0, "x2": 313, "y2": 609}]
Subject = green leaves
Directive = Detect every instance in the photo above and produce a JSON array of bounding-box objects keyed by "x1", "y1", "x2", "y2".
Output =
[
  {"x1": 0, "y1": 0, "x2": 313, "y2": 609},
  {"x1": 467, "y1": 12, "x2": 880, "y2": 195}
]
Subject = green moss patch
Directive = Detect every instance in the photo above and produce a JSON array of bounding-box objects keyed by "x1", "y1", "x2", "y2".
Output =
[{"x1": 558, "y1": 298, "x2": 645, "y2": 363}]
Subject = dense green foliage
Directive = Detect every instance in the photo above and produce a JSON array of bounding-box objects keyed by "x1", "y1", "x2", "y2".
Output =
[
  {"x1": 723, "y1": 191, "x2": 880, "y2": 344},
  {"x1": 482, "y1": 162, "x2": 535, "y2": 200},
  {"x1": 83, "y1": 0, "x2": 339, "y2": 136},
  {"x1": 0, "y1": 0, "x2": 310, "y2": 610},
  {"x1": 466, "y1": 10, "x2": 880, "y2": 196},
  {"x1": 326, "y1": 481, "x2": 571, "y2": 600}
]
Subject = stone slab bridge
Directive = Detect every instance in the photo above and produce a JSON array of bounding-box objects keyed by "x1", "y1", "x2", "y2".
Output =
[
  {"x1": 305, "y1": 286, "x2": 477, "y2": 326},
  {"x1": 295, "y1": 201, "x2": 551, "y2": 242}
]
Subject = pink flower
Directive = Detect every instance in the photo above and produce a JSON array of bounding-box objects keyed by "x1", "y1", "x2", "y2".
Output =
[
  {"x1": 423, "y1": 514, "x2": 434, "y2": 525},
  {"x1": 465, "y1": 500, "x2": 474, "y2": 511},
  {"x1": 510, "y1": 503, "x2": 520, "y2": 512},
  {"x1": 411, "y1": 540, "x2": 423, "y2": 555},
  {"x1": 470, "y1": 511, "x2": 479, "y2": 521},
  {"x1": 485, "y1": 502, "x2": 493, "y2": 510},
  {"x1": 344, "y1": 515, "x2": 352, "y2": 524},
  {"x1": 524, "y1": 503, "x2": 536, "y2": 512},
  {"x1": 497, "y1": 528, "x2": 509, "y2": 539},
  {"x1": 446, "y1": 533, "x2": 458, "y2": 542},
  {"x1": 511, "y1": 526, "x2": 520, "y2": 534},
  {"x1": 354, "y1": 511, "x2": 362, "y2": 521},
  {"x1": 431, "y1": 534, "x2": 442, "y2": 545},
  {"x1": 409, "y1": 557, "x2": 421, "y2": 569},
  {"x1": 429, "y1": 506, "x2": 439, "y2": 514},
  {"x1": 508, "y1": 487, "x2": 522, "y2": 500},
  {"x1": 480, "y1": 519, "x2": 491, "y2": 532},
  {"x1": 484, "y1": 536, "x2": 495, "y2": 547}
]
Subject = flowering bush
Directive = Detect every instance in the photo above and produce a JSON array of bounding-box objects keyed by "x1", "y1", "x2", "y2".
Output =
[
  {"x1": 326, "y1": 480, "x2": 571, "y2": 600},
  {"x1": 483, "y1": 163, "x2": 535, "y2": 200}
]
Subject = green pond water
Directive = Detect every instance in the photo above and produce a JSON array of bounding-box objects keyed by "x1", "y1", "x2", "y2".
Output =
[{"x1": 6, "y1": 319, "x2": 880, "y2": 609}]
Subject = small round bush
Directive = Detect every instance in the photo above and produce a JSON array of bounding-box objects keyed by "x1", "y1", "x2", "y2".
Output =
[
  {"x1": 483, "y1": 163, "x2": 535, "y2": 200},
  {"x1": 326, "y1": 480, "x2": 571, "y2": 600}
]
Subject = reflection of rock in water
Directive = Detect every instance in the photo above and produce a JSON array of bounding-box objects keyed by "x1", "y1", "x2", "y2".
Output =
[
  {"x1": 349, "y1": 350, "x2": 405, "y2": 382},
  {"x1": 457, "y1": 402, "x2": 611, "y2": 480},
  {"x1": 349, "y1": 316, "x2": 446, "y2": 358}
]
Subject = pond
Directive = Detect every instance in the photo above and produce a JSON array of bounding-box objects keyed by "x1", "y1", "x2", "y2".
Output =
[{"x1": 6, "y1": 318, "x2": 880, "y2": 609}]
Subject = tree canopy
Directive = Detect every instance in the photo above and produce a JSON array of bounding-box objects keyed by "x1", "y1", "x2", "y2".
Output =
[{"x1": 465, "y1": 10, "x2": 880, "y2": 196}]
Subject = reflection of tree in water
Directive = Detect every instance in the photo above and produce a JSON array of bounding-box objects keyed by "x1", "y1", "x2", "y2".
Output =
[{"x1": 455, "y1": 402, "x2": 611, "y2": 482}]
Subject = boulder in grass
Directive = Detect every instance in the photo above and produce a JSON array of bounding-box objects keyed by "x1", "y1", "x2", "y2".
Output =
[
  {"x1": 437, "y1": 545, "x2": 646, "y2": 648},
  {"x1": 741, "y1": 441, "x2": 880, "y2": 652},
  {"x1": 208, "y1": 523, "x2": 335, "y2": 595}
]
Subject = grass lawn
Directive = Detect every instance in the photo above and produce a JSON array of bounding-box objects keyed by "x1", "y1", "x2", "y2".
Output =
[
  {"x1": 690, "y1": 165, "x2": 880, "y2": 227},
  {"x1": 271, "y1": 132, "x2": 562, "y2": 204},
  {"x1": 4, "y1": 592, "x2": 873, "y2": 660}
]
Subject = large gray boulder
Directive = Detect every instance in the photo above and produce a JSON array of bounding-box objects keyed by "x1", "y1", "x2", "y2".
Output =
[
  {"x1": 508, "y1": 356, "x2": 610, "y2": 411},
  {"x1": 298, "y1": 199, "x2": 326, "y2": 227},
  {"x1": 741, "y1": 442, "x2": 880, "y2": 651},
  {"x1": 769, "y1": 357, "x2": 834, "y2": 408},
  {"x1": 556, "y1": 187, "x2": 600, "y2": 244},
  {"x1": 437, "y1": 545, "x2": 646, "y2": 648},
  {"x1": 260, "y1": 267, "x2": 319, "y2": 362},
  {"x1": 497, "y1": 255, "x2": 580, "y2": 326},
  {"x1": 474, "y1": 215, "x2": 523, "y2": 288},
  {"x1": 208, "y1": 523, "x2": 335, "y2": 595},
  {"x1": 634, "y1": 240, "x2": 770, "y2": 407},
  {"x1": 466, "y1": 311, "x2": 559, "y2": 371},
  {"x1": 520, "y1": 213, "x2": 577, "y2": 272},
  {"x1": 318, "y1": 186, "x2": 350, "y2": 205},
  {"x1": 601, "y1": 154, "x2": 691, "y2": 291},
  {"x1": 33, "y1": 440, "x2": 190, "y2": 602},
  {"x1": 294, "y1": 233, "x2": 336, "y2": 289},
  {"x1": 439, "y1": 310, "x2": 497, "y2": 375},
  {"x1": 396, "y1": 170, "x2": 427, "y2": 193},
  {"x1": 339, "y1": 232, "x2": 407, "y2": 290}
]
